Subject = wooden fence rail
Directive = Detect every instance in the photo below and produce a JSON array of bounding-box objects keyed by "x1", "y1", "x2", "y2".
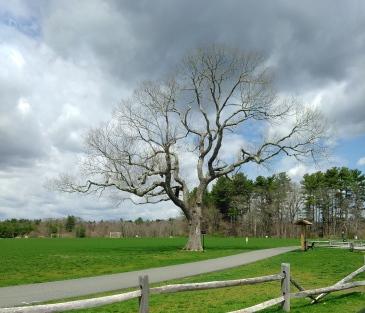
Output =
[
  {"x1": 149, "y1": 273, "x2": 285, "y2": 294},
  {"x1": 0, "y1": 291, "x2": 141, "y2": 313},
  {"x1": 1, "y1": 263, "x2": 364, "y2": 313},
  {"x1": 308, "y1": 239, "x2": 364, "y2": 248}
]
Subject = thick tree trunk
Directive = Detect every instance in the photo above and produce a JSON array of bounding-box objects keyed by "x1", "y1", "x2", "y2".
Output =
[{"x1": 183, "y1": 203, "x2": 203, "y2": 251}]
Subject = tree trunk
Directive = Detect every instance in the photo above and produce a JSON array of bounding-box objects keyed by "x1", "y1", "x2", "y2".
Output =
[{"x1": 183, "y1": 203, "x2": 203, "y2": 251}]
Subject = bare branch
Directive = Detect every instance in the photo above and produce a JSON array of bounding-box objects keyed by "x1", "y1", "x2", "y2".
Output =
[{"x1": 46, "y1": 43, "x2": 335, "y2": 251}]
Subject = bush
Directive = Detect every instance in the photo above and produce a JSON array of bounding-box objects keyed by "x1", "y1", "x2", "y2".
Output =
[{"x1": 76, "y1": 226, "x2": 86, "y2": 238}]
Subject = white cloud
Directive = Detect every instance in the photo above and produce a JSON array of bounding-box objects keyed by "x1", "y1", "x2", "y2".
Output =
[
  {"x1": 17, "y1": 97, "x2": 30, "y2": 114},
  {"x1": 9, "y1": 47, "x2": 25, "y2": 68},
  {"x1": 287, "y1": 164, "x2": 311, "y2": 182},
  {"x1": 357, "y1": 157, "x2": 365, "y2": 167},
  {"x1": 0, "y1": 0, "x2": 364, "y2": 222},
  {"x1": 316, "y1": 80, "x2": 365, "y2": 139}
]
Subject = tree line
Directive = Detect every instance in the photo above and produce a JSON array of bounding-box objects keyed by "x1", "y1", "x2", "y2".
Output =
[
  {"x1": 0, "y1": 216, "x2": 187, "y2": 238},
  {"x1": 2, "y1": 166, "x2": 364, "y2": 239},
  {"x1": 301, "y1": 167, "x2": 365, "y2": 238},
  {"x1": 201, "y1": 167, "x2": 365, "y2": 239}
]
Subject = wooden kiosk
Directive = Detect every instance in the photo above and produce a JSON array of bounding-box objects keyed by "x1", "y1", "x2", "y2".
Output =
[{"x1": 295, "y1": 219, "x2": 312, "y2": 251}]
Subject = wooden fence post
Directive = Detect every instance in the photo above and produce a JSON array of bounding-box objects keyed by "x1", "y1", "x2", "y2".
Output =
[
  {"x1": 139, "y1": 275, "x2": 149, "y2": 313},
  {"x1": 281, "y1": 263, "x2": 290, "y2": 312}
]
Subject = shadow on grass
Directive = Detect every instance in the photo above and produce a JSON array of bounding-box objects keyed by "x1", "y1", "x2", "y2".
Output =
[
  {"x1": 289, "y1": 249, "x2": 308, "y2": 253},
  {"x1": 288, "y1": 292, "x2": 365, "y2": 313}
]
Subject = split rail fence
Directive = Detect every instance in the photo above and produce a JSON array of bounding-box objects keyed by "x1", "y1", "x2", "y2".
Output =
[
  {"x1": 1, "y1": 262, "x2": 365, "y2": 313},
  {"x1": 308, "y1": 239, "x2": 365, "y2": 250}
]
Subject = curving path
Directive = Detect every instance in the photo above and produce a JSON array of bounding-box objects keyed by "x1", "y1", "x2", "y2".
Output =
[{"x1": 0, "y1": 246, "x2": 298, "y2": 308}]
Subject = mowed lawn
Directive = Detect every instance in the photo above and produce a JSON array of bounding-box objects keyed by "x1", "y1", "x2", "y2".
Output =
[
  {"x1": 0, "y1": 237, "x2": 298, "y2": 287},
  {"x1": 38, "y1": 242, "x2": 365, "y2": 313},
  {"x1": 1, "y1": 237, "x2": 365, "y2": 312}
]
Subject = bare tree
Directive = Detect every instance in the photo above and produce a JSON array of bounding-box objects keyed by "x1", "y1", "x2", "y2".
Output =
[
  {"x1": 286, "y1": 182, "x2": 304, "y2": 237},
  {"x1": 45, "y1": 43, "x2": 334, "y2": 251}
]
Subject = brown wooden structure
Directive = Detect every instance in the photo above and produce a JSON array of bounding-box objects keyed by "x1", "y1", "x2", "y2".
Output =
[{"x1": 295, "y1": 219, "x2": 312, "y2": 251}]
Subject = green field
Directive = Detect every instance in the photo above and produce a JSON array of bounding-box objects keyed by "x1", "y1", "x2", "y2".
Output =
[
  {"x1": 0, "y1": 237, "x2": 297, "y2": 287},
  {"x1": 1, "y1": 237, "x2": 365, "y2": 312},
  {"x1": 58, "y1": 247, "x2": 365, "y2": 313}
]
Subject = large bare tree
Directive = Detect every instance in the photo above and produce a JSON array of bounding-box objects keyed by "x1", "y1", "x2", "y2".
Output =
[{"x1": 46, "y1": 44, "x2": 334, "y2": 250}]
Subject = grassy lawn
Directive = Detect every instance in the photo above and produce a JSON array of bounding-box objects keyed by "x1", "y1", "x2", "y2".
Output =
[
  {"x1": 56, "y1": 248, "x2": 365, "y2": 313},
  {"x1": 1, "y1": 237, "x2": 364, "y2": 312},
  {"x1": 0, "y1": 237, "x2": 297, "y2": 287}
]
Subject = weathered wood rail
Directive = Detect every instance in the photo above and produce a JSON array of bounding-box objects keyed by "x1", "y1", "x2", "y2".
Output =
[
  {"x1": 1, "y1": 263, "x2": 364, "y2": 313},
  {"x1": 308, "y1": 239, "x2": 364, "y2": 248}
]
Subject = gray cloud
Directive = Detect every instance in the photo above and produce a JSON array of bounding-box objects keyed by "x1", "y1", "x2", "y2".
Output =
[{"x1": 0, "y1": 0, "x2": 364, "y2": 221}]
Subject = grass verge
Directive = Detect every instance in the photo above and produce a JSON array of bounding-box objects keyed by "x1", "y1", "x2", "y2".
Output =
[{"x1": 37, "y1": 246, "x2": 365, "y2": 312}]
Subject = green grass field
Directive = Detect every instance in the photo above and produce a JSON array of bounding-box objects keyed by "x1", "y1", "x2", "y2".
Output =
[
  {"x1": 1, "y1": 237, "x2": 364, "y2": 312},
  {"x1": 0, "y1": 237, "x2": 298, "y2": 287}
]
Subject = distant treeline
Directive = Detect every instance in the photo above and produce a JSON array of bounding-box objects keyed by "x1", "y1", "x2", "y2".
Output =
[
  {"x1": 1, "y1": 167, "x2": 364, "y2": 239},
  {"x1": 0, "y1": 219, "x2": 40, "y2": 238},
  {"x1": 0, "y1": 216, "x2": 186, "y2": 238}
]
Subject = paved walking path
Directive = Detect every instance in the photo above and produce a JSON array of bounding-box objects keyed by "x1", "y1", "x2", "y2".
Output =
[{"x1": 0, "y1": 246, "x2": 298, "y2": 308}]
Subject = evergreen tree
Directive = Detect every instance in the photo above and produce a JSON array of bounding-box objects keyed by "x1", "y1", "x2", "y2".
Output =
[{"x1": 65, "y1": 215, "x2": 76, "y2": 232}]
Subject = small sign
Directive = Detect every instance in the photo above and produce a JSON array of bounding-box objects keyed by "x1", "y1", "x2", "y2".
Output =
[{"x1": 201, "y1": 230, "x2": 207, "y2": 234}]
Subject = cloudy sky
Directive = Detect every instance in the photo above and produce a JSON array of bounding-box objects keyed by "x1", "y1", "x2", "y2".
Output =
[{"x1": 1, "y1": 0, "x2": 364, "y2": 222}]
